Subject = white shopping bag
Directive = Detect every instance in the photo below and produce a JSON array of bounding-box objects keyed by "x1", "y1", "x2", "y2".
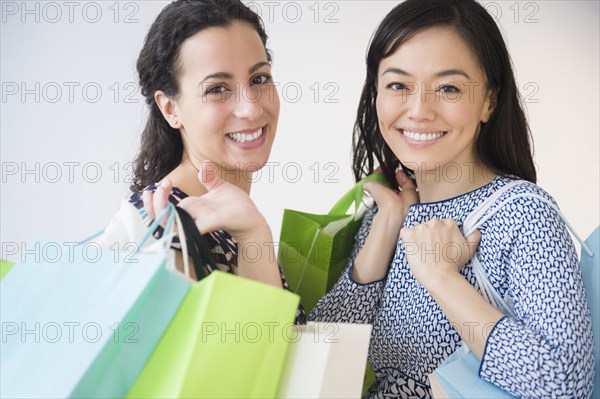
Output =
[{"x1": 277, "y1": 322, "x2": 372, "y2": 399}]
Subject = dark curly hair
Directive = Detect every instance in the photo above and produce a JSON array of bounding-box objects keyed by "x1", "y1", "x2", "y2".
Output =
[
  {"x1": 130, "y1": 0, "x2": 271, "y2": 191},
  {"x1": 352, "y1": 0, "x2": 537, "y2": 188}
]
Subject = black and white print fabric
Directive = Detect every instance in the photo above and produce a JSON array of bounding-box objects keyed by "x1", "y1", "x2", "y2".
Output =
[{"x1": 310, "y1": 176, "x2": 594, "y2": 398}]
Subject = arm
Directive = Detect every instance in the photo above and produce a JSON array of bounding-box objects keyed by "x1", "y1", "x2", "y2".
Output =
[
  {"x1": 402, "y1": 195, "x2": 594, "y2": 398},
  {"x1": 352, "y1": 171, "x2": 417, "y2": 282},
  {"x1": 311, "y1": 171, "x2": 418, "y2": 323},
  {"x1": 400, "y1": 219, "x2": 499, "y2": 358},
  {"x1": 309, "y1": 208, "x2": 387, "y2": 324}
]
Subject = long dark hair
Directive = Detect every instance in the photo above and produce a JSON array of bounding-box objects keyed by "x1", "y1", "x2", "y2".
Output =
[
  {"x1": 130, "y1": 0, "x2": 271, "y2": 191},
  {"x1": 352, "y1": 0, "x2": 537, "y2": 187}
]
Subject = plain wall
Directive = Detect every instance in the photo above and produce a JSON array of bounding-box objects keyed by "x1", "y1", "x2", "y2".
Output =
[{"x1": 1, "y1": 1, "x2": 598, "y2": 260}]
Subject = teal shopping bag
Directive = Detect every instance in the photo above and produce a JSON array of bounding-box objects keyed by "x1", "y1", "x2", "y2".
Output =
[{"x1": 0, "y1": 204, "x2": 191, "y2": 398}]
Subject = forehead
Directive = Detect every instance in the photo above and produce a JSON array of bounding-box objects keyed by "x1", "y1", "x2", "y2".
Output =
[
  {"x1": 177, "y1": 21, "x2": 268, "y2": 75},
  {"x1": 379, "y1": 26, "x2": 484, "y2": 79}
]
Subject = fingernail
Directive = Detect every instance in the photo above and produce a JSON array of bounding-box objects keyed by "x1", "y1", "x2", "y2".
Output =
[{"x1": 160, "y1": 179, "x2": 170, "y2": 188}]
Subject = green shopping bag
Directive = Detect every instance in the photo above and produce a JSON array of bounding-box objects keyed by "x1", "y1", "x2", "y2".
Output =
[
  {"x1": 0, "y1": 259, "x2": 14, "y2": 280},
  {"x1": 127, "y1": 271, "x2": 300, "y2": 398},
  {"x1": 278, "y1": 174, "x2": 389, "y2": 314}
]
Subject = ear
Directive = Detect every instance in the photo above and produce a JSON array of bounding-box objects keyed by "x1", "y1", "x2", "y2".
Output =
[
  {"x1": 480, "y1": 87, "x2": 498, "y2": 123},
  {"x1": 155, "y1": 90, "x2": 181, "y2": 129}
]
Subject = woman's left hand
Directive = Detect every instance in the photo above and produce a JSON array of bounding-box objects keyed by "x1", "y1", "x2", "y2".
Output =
[
  {"x1": 178, "y1": 161, "x2": 270, "y2": 243},
  {"x1": 400, "y1": 219, "x2": 481, "y2": 290}
]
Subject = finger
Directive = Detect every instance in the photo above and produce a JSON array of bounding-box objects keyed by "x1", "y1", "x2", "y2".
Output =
[
  {"x1": 396, "y1": 170, "x2": 415, "y2": 190},
  {"x1": 199, "y1": 160, "x2": 223, "y2": 192},
  {"x1": 154, "y1": 179, "x2": 172, "y2": 228},
  {"x1": 142, "y1": 190, "x2": 155, "y2": 221},
  {"x1": 363, "y1": 181, "x2": 392, "y2": 205},
  {"x1": 463, "y1": 229, "x2": 482, "y2": 262},
  {"x1": 178, "y1": 197, "x2": 218, "y2": 234},
  {"x1": 399, "y1": 226, "x2": 412, "y2": 242}
]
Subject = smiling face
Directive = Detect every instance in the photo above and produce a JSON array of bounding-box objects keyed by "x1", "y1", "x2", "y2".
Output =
[
  {"x1": 163, "y1": 21, "x2": 279, "y2": 174},
  {"x1": 376, "y1": 25, "x2": 494, "y2": 176}
]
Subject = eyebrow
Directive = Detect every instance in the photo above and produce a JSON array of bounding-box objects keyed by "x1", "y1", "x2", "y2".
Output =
[
  {"x1": 198, "y1": 61, "x2": 271, "y2": 86},
  {"x1": 381, "y1": 67, "x2": 471, "y2": 80}
]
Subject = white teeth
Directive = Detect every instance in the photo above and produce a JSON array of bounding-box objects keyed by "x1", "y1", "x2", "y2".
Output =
[
  {"x1": 402, "y1": 130, "x2": 445, "y2": 142},
  {"x1": 227, "y1": 127, "x2": 264, "y2": 143}
]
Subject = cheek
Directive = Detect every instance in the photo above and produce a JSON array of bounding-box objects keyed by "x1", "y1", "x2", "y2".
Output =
[
  {"x1": 443, "y1": 99, "x2": 483, "y2": 129},
  {"x1": 375, "y1": 95, "x2": 389, "y2": 127},
  {"x1": 264, "y1": 87, "x2": 280, "y2": 119}
]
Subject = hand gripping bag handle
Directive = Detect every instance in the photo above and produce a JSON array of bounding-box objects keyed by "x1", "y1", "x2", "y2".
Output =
[{"x1": 328, "y1": 173, "x2": 391, "y2": 217}]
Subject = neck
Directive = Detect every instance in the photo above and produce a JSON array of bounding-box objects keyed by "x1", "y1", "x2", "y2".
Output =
[
  {"x1": 162, "y1": 153, "x2": 252, "y2": 196},
  {"x1": 414, "y1": 162, "x2": 497, "y2": 203}
]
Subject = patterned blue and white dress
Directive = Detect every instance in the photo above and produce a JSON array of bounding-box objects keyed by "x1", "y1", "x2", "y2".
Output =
[{"x1": 310, "y1": 176, "x2": 594, "y2": 398}]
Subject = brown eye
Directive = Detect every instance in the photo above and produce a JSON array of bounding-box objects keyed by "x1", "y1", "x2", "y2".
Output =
[
  {"x1": 205, "y1": 84, "x2": 228, "y2": 95},
  {"x1": 387, "y1": 82, "x2": 408, "y2": 91},
  {"x1": 251, "y1": 74, "x2": 271, "y2": 85},
  {"x1": 438, "y1": 85, "x2": 460, "y2": 94}
]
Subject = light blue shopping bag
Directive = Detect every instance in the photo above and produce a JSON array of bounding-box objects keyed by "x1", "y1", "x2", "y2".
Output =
[{"x1": 0, "y1": 203, "x2": 191, "y2": 398}]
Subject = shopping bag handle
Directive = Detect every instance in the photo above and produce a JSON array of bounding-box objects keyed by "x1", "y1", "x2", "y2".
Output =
[
  {"x1": 328, "y1": 173, "x2": 390, "y2": 216},
  {"x1": 464, "y1": 180, "x2": 594, "y2": 257},
  {"x1": 80, "y1": 202, "x2": 193, "y2": 279},
  {"x1": 174, "y1": 206, "x2": 217, "y2": 281},
  {"x1": 464, "y1": 180, "x2": 594, "y2": 319},
  {"x1": 79, "y1": 202, "x2": 176, "y2": 247}
]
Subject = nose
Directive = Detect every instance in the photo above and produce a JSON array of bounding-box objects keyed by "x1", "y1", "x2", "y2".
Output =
[
  {"x1": 406, "y1": 85, "x2": 436, "y2": 121},
  {"x1": 233, "y1": 87, "x2": 264, "y2": 121}
]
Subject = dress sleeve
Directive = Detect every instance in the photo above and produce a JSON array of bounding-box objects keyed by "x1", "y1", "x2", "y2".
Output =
[
  {"x1": 479, "y1": 195, "x2": 595, "y2": 398},
  {"x1": 308, "y1": 208, "x2": 386, "y2": 324}
]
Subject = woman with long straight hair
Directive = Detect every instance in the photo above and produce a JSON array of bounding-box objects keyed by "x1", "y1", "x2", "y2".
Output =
[{"x1": 310, "y1": 0, "x2": 594, "y2": 397}]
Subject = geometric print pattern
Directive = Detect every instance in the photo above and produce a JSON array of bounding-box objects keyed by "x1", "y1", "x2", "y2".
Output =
[{"x1": 310, "y1": 176, "x2": 594, "y2": 398}]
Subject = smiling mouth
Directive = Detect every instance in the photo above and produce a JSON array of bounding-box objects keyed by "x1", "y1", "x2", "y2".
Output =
[
  {"x1": 226, "y1": 127, "x2": 265, "y2": 143},
  {"x1": 401, "y1": 129, "x2": 448, "y2": 142}
]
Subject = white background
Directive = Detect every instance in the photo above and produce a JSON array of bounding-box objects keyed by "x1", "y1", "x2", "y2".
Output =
[{"x1": 1, "y1": 1, "x2": 599, "y2": 260}]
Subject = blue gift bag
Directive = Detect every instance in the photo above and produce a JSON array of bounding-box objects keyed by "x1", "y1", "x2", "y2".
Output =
[
  {"x1": 432, "y1": 346, "x2": 515, "y2": 398},
  {"x1": 0, "y1": 203, "x2": 191, "y2": 398}
]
